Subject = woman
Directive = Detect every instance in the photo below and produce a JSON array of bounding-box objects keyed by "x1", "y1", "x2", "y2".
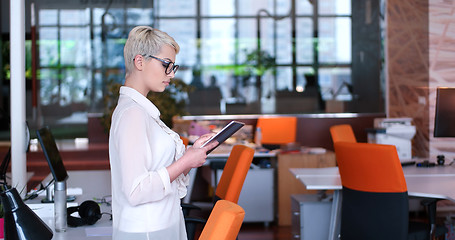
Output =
[{"x1": 109, "y1": 26, "x2": 217, "y2": 239}]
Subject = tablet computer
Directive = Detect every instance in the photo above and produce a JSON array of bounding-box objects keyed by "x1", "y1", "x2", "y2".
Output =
[{"x1": 201, "y1": 121, "x2": 245, "y2": 154}]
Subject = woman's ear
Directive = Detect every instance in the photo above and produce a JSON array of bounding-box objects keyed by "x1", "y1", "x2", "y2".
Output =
[{"x1": 133, "y1": 55, "x2": 144, "y2": 71}]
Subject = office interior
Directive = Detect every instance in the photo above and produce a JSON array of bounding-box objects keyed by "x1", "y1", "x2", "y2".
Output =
[{"x1": 1, "y1": 0, "x2": 455, "y2": 239}]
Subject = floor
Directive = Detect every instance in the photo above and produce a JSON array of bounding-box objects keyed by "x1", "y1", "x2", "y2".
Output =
[
  {"x1": 189, "y1": 201, "x2": 293, "y2": 240},
  {"x1": 237, "y1": 223, "x2": 292, "y2": 240}
]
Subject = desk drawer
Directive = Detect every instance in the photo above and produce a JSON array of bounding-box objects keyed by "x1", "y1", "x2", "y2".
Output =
[{"x1": 291, "y1": 194, "x2": 332, "y2": 240}]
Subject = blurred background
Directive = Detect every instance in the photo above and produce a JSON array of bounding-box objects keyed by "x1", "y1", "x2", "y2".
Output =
[{"x1": 0, "y1": 0, "x2": 385, "y2": 139}]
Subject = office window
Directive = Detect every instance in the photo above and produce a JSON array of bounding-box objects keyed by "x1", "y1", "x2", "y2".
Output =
[
  {"x1": 296, "y1": 67, "x2": 318, "y2": 92},
  {"x1": 201, "y1": 19, "x2": 236, "y2": 66},
  {"x1": 276, "y1": 67, "x2": 292, "y2": 91},
  {"x1": 296, "y1": 18, "x2": 313, "y2": 64},
  {"x1": 201, "y1": 0, "x2": 235, "y2": 16},
  {"x1": 59, "y1": 9, "x2": 89, "y2": 25},
  {"x1": 18, "y1": 0, "x2": 389, "y2": 139},
  {"x1": 319, "y1": 67, "x2": 352, "y2": 101},
  {"x1": 297, "y1": 1, "x2": 314, "y2": 15},
  {"x1": 157, "y1": 0, "x2": 196, "y2": 17},
  {"x1": 237, "y1": 19, "x2": 257, "y2": 59},
  {"x1": 38, "y1": 27, "x2": 59, "y2": 67},
  {"x1": 59, "y1": 27, "x2": 90, "y2": 67},
  {"x1": 274, "y1": 18, "x2": 292, "y2": 64},
  {"x1": 39, "y1": 9, "x2": 58, "y2": 25},
  {"x1": 238, "y1": 0, "x2": 274, "y2": 16},
  {"x1": 39, "y1": 69, "x2": 60, "y2": 106},
  {"x1": 318, "y1": 17, "x2": 351, "y2": 64},
  {"x1": 158, "y1": 19, "x2": 197, "y2": 68},
  {"x1": 319, "y1": 0, "x2": 351, "y2": 15},
  {"x1": 127, "y1": 8, "x2": 154, "y2": 25}
]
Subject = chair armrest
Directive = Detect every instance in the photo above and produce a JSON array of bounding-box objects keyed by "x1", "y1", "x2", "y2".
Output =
[
  {"x1": 181, "y1": 203, "x2": 201, "y2": 216},
  {"x1": 185, "y1": 216, "x2": 206, "y2": 240}
]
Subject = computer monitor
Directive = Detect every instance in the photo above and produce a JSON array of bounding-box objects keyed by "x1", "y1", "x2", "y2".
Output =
[
  {"x1": 36, "y1": 127, "x2": 69, "y2": 182},
  {"x1": 434, "y1": 87, "x2": 455, "y2": 137}
]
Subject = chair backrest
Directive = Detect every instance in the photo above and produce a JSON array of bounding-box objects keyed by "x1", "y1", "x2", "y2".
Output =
[
  {"x1": 334, "y1": 142, "x2": 407, "y2": 192},
  {"x1": 198, "y1": 200, "x2": 245, "y2": 240},
  {"x1": 329, "y1": 124, "x2": 357, "y2": 143},
  {"x1": 256, "y1": 116, "x2": 297, "y2": 145},
  {"x1": 333, "y1": 142, "x2": 408, "y2": 240},
  {"x1": 215, "y1": 145, "x2": 254, "y2": 203},
  {"x1": 180, "y1": 136, "x2": 189, "y2": 147}
]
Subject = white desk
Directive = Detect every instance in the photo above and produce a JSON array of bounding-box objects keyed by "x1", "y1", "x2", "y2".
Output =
[
  {"x1": 290, "y1": 165, "x2": 455, "y2": 240},
  {"x1": 27, "y1": 170, "x2": 112, "y2": 240}
]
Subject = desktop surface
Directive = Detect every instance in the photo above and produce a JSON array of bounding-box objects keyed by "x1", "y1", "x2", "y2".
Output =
[
  {"x1": 290, "y1": 164, "x2": 455, "y2": 200},
  {"x1": 290, "y1": 164, "x2": 455, "y2": 240},
  {"x1": 26, "y1": 170, "x2": 112, "y2": 240}
]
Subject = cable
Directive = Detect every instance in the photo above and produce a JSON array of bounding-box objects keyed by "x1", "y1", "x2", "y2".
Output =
[
  {"x1": 24, "y1": 179, "x2": 55, "y2": 201},
  {"x1": 93, "y1": 195, "x2": 112, "y2": 206}
]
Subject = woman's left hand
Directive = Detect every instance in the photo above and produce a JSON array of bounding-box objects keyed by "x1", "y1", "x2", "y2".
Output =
[{"x1": 192, "y1": 133, "x2": 216, "y2": 148}]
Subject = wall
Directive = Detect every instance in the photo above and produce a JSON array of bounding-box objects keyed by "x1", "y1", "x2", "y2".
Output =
[
  {"x1": 387, "y1": 0, "x2": 455, "y2": 161},
  {"x1": 429, "y1": 0, "x2": 455, "y2": 161},
  {"x1": 387, "y1": 0, "x2": 430, "y2": 158}
]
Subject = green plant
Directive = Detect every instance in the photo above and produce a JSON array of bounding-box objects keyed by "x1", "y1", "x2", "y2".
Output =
[
  {"x1": 101, "y1": 78, "x2": 193, "y2": 131},
  {"x1": 1, "y1": 41, "x2": 33, "y2": 80},
  {"x1": 239, "y1": 48, "x2": 276, "y2": 77}
]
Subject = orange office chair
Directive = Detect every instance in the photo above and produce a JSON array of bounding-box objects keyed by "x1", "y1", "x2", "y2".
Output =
[
  {"x1": 329, "y1": 124, "x2": 357, "y2": 143},
  {"x1": 198, "y1": 200, "x2": 245, "y2": 240},
  {"x1": 256, "y1": 116, "x2": 297, "y2": 149},
  {"x1": 214, "y1": 145, "x2": 255, "y2": 203},
  {"x1": 185, "y1": 145, "x2": 254, "y2": 240},
  {"x1": 180, "y1": 136, "x2": 190, "y2": 147},
  {"x1": 334, "y1": 142, "x2": 446, "y2": 240}
]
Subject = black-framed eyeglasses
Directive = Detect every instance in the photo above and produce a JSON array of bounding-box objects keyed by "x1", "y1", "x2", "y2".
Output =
[{"x1": 148, "y1": 55, "x2": 179, "y2": 75}]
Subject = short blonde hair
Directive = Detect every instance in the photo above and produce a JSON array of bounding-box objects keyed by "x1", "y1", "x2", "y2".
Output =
[{"x1": 123, "y1": 26, "x2": 180, "y2": 77}]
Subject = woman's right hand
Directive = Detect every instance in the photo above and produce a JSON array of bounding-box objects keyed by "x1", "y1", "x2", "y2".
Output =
[
  {"x1": 167, "y1": 138, "x2": 218, "y2": 182},
  {"x1": 181, "y1": 141, "x2": 218, "y2": 169}
]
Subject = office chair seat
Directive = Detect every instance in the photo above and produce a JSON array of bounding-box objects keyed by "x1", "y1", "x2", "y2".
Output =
[{"x1": 198, "y1": 200, "x2": 245, "y2": 240}]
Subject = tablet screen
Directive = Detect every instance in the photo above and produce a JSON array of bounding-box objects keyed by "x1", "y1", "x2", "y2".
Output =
[{"x1": 201, "y1": 121, "x2": 245, "y2": 154}]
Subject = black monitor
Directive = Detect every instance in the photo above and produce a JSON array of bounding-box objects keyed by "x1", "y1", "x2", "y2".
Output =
[
  {"x1": 434, "y1": 87, "x2": 455, "y2": 137},
  {"x1": 36, "y1": 127, "x2": 69, "y2": 182}
]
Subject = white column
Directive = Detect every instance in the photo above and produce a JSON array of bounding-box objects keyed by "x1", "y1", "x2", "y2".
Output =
[{"x1": 10, "y1": 0, "x2": 27, "y2": 195}]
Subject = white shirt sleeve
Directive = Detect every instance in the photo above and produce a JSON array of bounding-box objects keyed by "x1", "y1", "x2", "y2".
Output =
[
  {"x1": 116, "y1": 107, "x2": 173, "y2": 206},
  {"x1": 176, "y1": 173, "x2": 190, "y2": 198}
]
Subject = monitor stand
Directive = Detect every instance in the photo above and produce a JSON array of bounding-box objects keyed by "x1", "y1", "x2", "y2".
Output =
[{"x1": 41, "y1": 182, "x2": 76, "y2": 203}]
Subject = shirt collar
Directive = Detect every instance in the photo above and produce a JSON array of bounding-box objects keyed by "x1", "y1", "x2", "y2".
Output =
[{"x1": 119, "y1": 86, "x2": 160, "y2": 119}]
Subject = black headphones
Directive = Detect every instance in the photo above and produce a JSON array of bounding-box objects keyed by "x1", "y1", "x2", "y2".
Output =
[{"x1": 67, "y1": 200, "x2": 102, "y2": 227}]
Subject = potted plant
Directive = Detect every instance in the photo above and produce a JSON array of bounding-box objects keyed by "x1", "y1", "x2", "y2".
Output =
[{"x1": 232, "y1": 49, "x2": 275, "y2": 88}]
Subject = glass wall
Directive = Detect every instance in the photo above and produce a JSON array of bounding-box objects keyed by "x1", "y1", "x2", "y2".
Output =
[{"x1": 0, "y1": 0, "x2": 385, "y2": 137}]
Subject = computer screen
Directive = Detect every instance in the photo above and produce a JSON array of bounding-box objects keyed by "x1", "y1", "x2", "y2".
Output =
[
  {"x1": 434, "y1": 87, "x2": 455, "y2": 137},
  {"x1": 36, "y1": 127, "x2": 69, "y2": 182}
]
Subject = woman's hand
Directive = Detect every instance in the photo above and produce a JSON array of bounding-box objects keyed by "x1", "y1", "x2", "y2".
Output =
[
  {"x1": 192, "y1": 133, "x2": 216, "y2": 148},
  {"x1": 167, "y1": 139, "x2": 218, "y2": 182},
  {"x1": 181, "y1": 143, "x2": 216, "y2": 168}
]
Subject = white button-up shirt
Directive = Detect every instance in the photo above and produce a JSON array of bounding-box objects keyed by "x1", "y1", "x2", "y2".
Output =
[{"x1": 109, "y1": 86, "x2": 189, "y2": 239}]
